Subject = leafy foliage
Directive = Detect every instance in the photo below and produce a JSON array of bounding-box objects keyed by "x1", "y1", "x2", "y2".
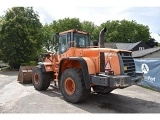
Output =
[
  {"x1": 42, "y1": 18, "x2": 82, "y2": 51},
  {"x1": 145, "y1": 38, "x2": 158, "y2": 48},
  {"x1": 99, "y1": 20, "x2": 150, "y2": 43},
  {"x1": 50, "y1": 17, "x2": 82, "y2": 33},
  {"x1": 81, "y1": 21, "x2": 97, "y2": 40},
  {"x1": 0, "y1": 16, "x2": 5, "y2": 58},
  {"x1": 0, "y1": 7, "x2": 154, "y2": 69},
  {"x1": 0, "y1": 7, "x2": 43, "y2": 69},
  {"x1": 41, "y1": 18, "x2": 152, "y2": 51},
  {"x1": 42, "y1": 24, "x2": 54, "y2": 51}
]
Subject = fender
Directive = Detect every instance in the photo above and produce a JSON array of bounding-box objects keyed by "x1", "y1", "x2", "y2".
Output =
[
  {"x1": 58, "y1": 57, "x2": 95, "y2": 89},
  {"x1": 38, "y1": 62, "x2": 53, "y2": 72}
]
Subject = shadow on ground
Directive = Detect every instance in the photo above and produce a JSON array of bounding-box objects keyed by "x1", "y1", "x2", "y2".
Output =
[
  {"x1": 2, "y1": 71, "x2": 160, "y2": 113},
  {"x1": 39, "y1": 84, "x2": 160, "y2": 113}
]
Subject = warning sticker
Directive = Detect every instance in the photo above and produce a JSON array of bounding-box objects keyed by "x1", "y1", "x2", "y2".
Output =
[{"x1": 105, "y1": 61, "x2": 111, "y2": 70}]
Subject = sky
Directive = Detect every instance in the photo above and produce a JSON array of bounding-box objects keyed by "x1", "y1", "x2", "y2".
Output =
[{"x1": 0, "y1": 0, "x2": 160, "y2": 42}]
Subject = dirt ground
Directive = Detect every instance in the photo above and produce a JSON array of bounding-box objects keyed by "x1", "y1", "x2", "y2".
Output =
[{"x1": 1, "y1": 70, "x2": 160, "y2": 114}]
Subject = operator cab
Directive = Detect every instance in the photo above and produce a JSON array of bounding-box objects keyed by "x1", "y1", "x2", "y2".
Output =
[{"x1": 54, "y1": 29, "x2": 90, "y2": 54}]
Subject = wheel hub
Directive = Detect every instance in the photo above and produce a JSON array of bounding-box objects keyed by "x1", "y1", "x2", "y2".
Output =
[
  {"x1": 34, "y1": 73, "x2": 39, "y2": 84},
  {"x1": 65, "y1": 78, "x2": 75, "y2": 95}
]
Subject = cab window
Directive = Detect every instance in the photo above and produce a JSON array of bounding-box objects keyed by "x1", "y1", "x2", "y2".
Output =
[
  {"x1": 74, "y1": 33, "x2": 89, "y2": 48},
  {"x1": 59, "y1": 34, "x2": 67, "y2": 54}
]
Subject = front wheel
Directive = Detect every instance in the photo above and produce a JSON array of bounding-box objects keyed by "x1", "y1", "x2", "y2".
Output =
[
  {"x1": 32, "y1": 66, "x2": 52, "y2": 91},
  {"x1": 60, "y1": 68, "x2": 90, "y2": 103}
]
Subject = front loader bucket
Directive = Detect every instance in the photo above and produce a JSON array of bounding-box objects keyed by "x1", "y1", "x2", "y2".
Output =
[{"x1": 17, "y1": 66, "x2": 35, "y2": 84}]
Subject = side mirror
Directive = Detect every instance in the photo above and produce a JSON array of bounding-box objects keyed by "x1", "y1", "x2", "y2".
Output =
[{"x1": 44, "y1": 53, "x2": 51, "y2": 59}]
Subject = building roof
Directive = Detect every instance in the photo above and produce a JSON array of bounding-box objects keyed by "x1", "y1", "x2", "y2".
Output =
[
  {"x1": 105, "y1": 41, "x2": 141, "y2": 50},
  {"x1": 132, "y1": 47, "x2": 160, "y2": 58}
]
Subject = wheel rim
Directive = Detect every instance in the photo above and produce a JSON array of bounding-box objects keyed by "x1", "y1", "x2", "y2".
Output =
[
  {"x1": 34, "y1": 73, "x2": 39, "y2": 84},
  {"x1": 65, "y1": 77, "x2": 76, "y2": 95}
]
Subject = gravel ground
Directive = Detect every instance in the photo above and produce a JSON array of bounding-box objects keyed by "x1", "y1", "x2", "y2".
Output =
[{"x1": 1, "y1": 70, "x2": 160, "y2": 114}]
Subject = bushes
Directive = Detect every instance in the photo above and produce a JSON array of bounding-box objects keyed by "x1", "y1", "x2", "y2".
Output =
[
  {"x1": 0, "y1": 61, "x2": 10, "y2": 71},
  {"x1": 20, "y1": 61, "x2": 37, "y2": 66}
]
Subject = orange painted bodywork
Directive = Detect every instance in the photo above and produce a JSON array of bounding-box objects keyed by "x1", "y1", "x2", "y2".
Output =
[
  {"x1": 42, "y1": 29, "x2": 132, "y2": 81},
  {"x1": 44, "y1": 47, "x2": 131, "y2": 76},
  {"x1": 59, "y1": 29, "x2": 89, "y2": 35},
  {"x1": 44, "y1": 54, "x2": 59, "y2": 72}
]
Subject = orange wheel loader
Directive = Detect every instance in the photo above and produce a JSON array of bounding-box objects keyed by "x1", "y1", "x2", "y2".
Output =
[{"x1": 22, "y1": 27, "x2": 144, "y2": 103}]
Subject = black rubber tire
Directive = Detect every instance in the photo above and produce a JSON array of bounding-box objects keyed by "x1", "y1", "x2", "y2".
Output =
[
  {"x1": 60, "y1": 68, "x2": 90, "y2": 103},
  {"x1": 32, "y1": 66, "x2": 52, "y2": 91},
  {"x1": 92, "y1": 86, "x2": 114, "y2": 95}
]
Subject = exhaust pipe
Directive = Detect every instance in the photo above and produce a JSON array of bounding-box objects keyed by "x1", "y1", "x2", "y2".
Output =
[{"x1": 99, "y1": 27, "x2": 107, "y2": 48}]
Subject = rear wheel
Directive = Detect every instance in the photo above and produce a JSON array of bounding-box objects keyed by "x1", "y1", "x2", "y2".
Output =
[
  {"x1": 60, "y1": 68, "x2": 90, "y2": 103},
  {"x1": 32, "y1": 66, "x2": 52, "y2": 91}
]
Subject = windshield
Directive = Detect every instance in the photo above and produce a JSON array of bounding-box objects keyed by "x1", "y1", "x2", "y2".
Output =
[{"x1": 73, "y1": 33, "x2": 89, "y2": 48}]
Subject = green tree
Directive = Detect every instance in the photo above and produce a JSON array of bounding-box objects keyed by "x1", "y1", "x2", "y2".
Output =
[
  {"x1": 81, "y1": 21, "x2": 97, "y2": 40},
  {"x1": 0, "y1": 7, "x2": 43, "y2": 69},
  {"x1": 41, "y1": 18, "x2": 151, "y2": 52},
  {"x1": 0, "y1": 16, "x2": 5, "y2": 60},
  {"x1": 145, "y1": 38, "x2": 158, "y2": 48},
  {"x1": 42, "y1": 18, "x2": 82, "y2": 52},
  {"x1": 42, "y1": 24, "x2": 54, "y2": 51},
  {"x1": 99, "y1": 20, "x2": 150, "y2": 43},
  {"x1": 50, "y1": 17, "x2": 82, "y2": 33},
  {"x1": 0, "y1": 16, "x2": 4, "y2": 30}
]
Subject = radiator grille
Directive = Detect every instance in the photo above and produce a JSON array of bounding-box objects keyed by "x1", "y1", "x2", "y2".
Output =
[{"x1": 119, "y1": 52, "x2": 135, "y2": 76}]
